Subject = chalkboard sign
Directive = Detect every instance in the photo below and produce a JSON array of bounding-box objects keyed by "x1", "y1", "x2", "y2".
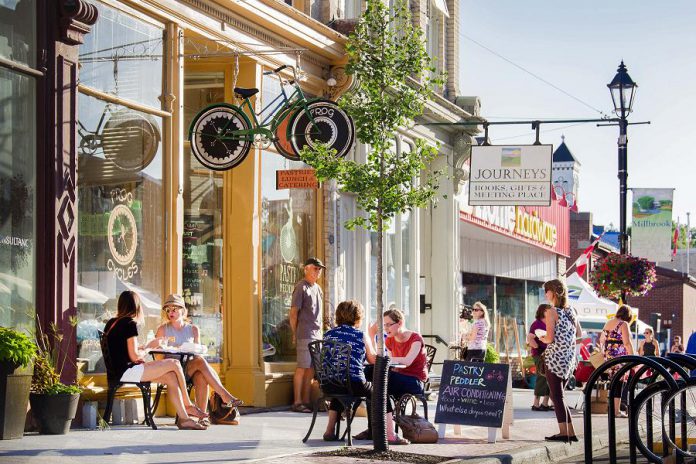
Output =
[{"x1": 434, "y1": 361, "x2": 510, "y2": 428}]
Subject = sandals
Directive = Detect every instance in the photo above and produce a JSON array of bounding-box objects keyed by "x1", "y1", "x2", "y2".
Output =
[
  {"x1": 388, "y1": 436, "x2": 410, "y2": 445},
  {"x1": 225, "y1": 397, "x2": 244, "y2": 409},
  {"x1": 177, "y1": 418, "x2": 207, "y2": 430},
  {"x1": 540, "y1": 404, "x2": 554, "y2": 411},
  {"x1": 352, "y1": 429, "x2": 372, "y2": 440},
  {"x1": 323, "y1": 432, "x2": 340, "y2": 441},
  {"x1": 291, "y1": 403, "x2": 312, "y2": 413},
  {"x1": 544, "y1": 434, "x2": 577, "y2": 443},
  {"x1": 185, "y1": 404, "x2": 209, "y2": 420}
]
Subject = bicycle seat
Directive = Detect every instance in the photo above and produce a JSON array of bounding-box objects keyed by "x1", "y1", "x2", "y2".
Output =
[{"x1": 234, "y1": 87, "x2": 259, "y2": 99}]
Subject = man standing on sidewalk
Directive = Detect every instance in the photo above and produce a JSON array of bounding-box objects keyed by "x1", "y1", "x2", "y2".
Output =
[{"x1": 289, "y1": 257, "x2": 325, "y2": 412}]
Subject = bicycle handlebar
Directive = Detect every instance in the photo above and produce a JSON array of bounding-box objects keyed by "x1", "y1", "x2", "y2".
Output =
[{"x1": 262, "y1": 64, "x2": 297, "y2": 80}]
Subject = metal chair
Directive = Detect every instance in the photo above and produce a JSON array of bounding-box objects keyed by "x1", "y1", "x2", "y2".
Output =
[
  {"x1": 302, "y1": 339, "x2": 367, "y2": 446},
  {"x1": 394, "y1": 344, "x2": 437, "y2": 431},
  {"x1": 98, "y1": 330, "x2": 157, "y2": 429}
]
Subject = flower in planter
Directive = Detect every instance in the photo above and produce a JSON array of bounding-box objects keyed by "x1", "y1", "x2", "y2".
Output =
[
  {"x1": 31, "y1": 318, "x2": 81, "y2": 396},
  {"x1": 589, "y1": 253, "x2": 657, "y2": 299}
]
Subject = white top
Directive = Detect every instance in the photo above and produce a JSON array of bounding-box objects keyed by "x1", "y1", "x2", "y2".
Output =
[{"x1": 468, "y1": 319, "x2": 489, "y2": 351}]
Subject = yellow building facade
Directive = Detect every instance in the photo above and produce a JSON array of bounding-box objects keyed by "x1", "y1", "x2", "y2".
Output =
[{"x1": 75, "y1": 0, "x2": 350, "y2": 407}]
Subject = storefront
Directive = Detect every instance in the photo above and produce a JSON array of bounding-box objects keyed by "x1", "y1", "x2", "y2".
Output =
[
  {"x1": 456, "y1": 197, "x2": 570, "y2": 358},
  {"x1": 1, "y1": 0, "x2": 348, "y2": 408}
]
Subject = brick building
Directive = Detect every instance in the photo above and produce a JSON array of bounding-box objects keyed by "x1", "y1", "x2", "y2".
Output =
[{"x1": 626, "y1": 267, "x2": 696, "y2": 344}]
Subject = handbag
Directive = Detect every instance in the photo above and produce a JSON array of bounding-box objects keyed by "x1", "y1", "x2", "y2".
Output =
[
  {"x1": 394, "y1": 394, "x2": 438, "y2": 443},
  {"x1": 208, "y1": 393, "x2": 240, "y2": 425},
  {"x1": 589, "y1": 348, "x2": 606, "y2": 369}
]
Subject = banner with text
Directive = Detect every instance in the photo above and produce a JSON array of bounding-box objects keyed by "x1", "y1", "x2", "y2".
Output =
[
  {"x1": 469, "y1": 145, "x2": 553, "y2": 206},
  {"x1": 631, "y1": 188, "x2": 674, "y2": 262}
]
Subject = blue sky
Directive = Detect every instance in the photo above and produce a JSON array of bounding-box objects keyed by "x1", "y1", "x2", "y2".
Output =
[{"x1": 459, "y1": 1, "x2": 696, "y2": 228}]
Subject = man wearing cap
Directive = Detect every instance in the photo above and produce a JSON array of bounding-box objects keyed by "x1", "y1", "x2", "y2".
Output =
[{"x1": 289, "y1": 257, "x2": 325, "y2": 413}]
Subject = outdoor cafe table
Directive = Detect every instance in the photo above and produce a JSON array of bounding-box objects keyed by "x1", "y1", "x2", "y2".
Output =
[{"x1": 148, "y1": 348, "x2": 198, "y2": 411}]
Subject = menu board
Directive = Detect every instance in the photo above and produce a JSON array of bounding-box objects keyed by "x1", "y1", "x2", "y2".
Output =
[{"x1": 434, "y1": 361, "x2": 510, "y2": 428}]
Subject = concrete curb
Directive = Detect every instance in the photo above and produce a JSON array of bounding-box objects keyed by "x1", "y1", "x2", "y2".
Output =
[{"x1": 441, "y1": 423, "x2": 630, "y2": 464}]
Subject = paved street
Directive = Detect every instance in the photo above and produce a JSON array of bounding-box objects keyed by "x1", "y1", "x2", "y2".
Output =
[{"x1": 0, "y1": 389, "x2": 626, "y2": 464}]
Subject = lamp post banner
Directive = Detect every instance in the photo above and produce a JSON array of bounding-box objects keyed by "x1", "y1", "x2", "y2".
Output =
[
  {"x1": 468, "y1": 145, "x2": 553, "y2": 206},
  {"x1": 630, "y1": 188, "x2": 674, "y2": 262}
]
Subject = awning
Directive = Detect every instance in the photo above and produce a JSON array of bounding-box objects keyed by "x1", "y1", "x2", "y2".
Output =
[{"x1": 433, "y1": 0, "x2": 450, "y2": 18}]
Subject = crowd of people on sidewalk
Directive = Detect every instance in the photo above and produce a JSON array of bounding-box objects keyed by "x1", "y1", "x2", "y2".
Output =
[{"x1": 103, "y1": 255, "x2": 687, "y2": 446}]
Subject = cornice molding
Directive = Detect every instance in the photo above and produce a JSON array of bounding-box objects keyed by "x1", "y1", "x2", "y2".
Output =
[{"x1": 59, "y1": 0, "x2": 99, "y2": 45}]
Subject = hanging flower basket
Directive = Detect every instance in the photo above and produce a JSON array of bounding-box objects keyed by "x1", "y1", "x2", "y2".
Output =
[{"x1": 589, "y1": 253, "x2": 657, "y2": 299}]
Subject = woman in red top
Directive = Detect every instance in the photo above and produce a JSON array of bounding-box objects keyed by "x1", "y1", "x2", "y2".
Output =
[{"x1": 370, "y1": 308, "x2": 428, "y2": 398}]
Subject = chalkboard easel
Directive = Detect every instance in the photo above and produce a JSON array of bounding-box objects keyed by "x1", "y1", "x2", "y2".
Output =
[{"x1": 434, "y1": 360, "x2": 514, "y2": 443}]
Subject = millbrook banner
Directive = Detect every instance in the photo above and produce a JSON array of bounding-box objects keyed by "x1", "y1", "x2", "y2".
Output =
[{"x1": 630, "y1": 188, "x2": 674, "y2": 262}]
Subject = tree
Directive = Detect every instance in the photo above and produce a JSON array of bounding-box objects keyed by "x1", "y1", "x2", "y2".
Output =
[{"x1": 300, "y1": 0, "x2": 444, "y2": 451}]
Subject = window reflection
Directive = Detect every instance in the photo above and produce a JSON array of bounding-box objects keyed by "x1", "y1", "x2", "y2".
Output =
[
  {"x1": 0, "y1": 67, "x2": 35, "y2": 330},
  {"x1": 0, "y1": 0, "x2": 36, "y2": 68},
  {"x1": 182, "y1": 72, "x2": 226, "y2": 363},
  {"x1": 79, "y1": 1, "x2": 163, "y2": 109}
]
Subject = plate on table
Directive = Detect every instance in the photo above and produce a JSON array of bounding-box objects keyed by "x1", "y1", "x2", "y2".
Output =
[{"x1": 179, "y1": 342, "x2": 208, "y2": 355}]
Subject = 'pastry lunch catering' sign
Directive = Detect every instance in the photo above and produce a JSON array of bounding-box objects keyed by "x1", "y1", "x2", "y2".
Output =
[
  {"x1": 276, "y1": 169, "x2": 319, "y2": 189},
  {"x1": 469, "y1": 145, "x2": 553, "y2": 206}
]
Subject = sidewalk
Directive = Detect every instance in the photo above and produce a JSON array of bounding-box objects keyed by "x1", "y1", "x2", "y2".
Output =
[{"x1": 0, "y1": 389, "x2": 628, "y2": 464}]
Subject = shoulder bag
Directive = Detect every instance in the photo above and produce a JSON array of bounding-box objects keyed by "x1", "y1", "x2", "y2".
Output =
[
  {"x1": 208, "y1": 393, "x2": 240, "y2": 425},
  {"x1": 394, "y1": 394, "x2": 438, "y2": 443}
]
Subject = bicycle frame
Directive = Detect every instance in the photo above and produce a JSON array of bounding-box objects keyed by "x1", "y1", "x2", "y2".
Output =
[{"x1": 226, "y1": 66, "x2": 321, "y2": 142}]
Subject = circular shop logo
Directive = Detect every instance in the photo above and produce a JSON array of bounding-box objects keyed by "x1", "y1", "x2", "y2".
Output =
[{"x1": 107, "y1": 204, "x2": 138, "y2": 266}]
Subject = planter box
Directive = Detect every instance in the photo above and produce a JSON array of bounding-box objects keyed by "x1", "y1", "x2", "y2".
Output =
[
  {"x1": 0, "y1": 361, "x2": 33, "y2": 440},
  {"x1": 29, "y1": 392, "x2": 80, "y2": 434}
]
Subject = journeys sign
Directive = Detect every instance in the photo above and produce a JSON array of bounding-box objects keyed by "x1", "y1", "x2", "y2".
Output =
[
  {"x1": 469, "y1": 145, "x2": 553, "y2": 206},
  {"x1": 435, "y1": 361, "x2": 510, "y2": 428}
]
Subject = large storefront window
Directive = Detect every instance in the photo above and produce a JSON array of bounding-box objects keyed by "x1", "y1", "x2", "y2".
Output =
[
  {"x1": 0, "y1": 0, "x2": 37, "y2": 332},
  {"x1": 0, "y1": 67, "x2": 35, "y2": 331},
  {"x1": 76, "y1": 2, "x2": 165, "y2": 373},
  {"x1": 261, "y1": 155, "x2": 316, "y2": 362},
  {"x1": 261, "y1": 71, "x2": 317, "y2": 362},
  {"x1": 496, "y1": 276, "x2": 526, "y2": 356},
  {"x1": 182, "y1": 71, "x2": 225, "y2": 363}
]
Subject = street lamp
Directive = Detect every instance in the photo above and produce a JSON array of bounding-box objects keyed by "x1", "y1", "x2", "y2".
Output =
[{"x1": 607, "y1": 61, "x2": 638, "y2": 256}]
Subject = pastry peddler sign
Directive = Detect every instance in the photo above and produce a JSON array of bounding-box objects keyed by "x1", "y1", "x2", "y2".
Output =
[{"x1": 459, "y1": 201, "x2": 570, "y2": 256}]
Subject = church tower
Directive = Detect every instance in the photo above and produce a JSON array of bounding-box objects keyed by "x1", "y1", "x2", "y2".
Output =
[{"x1": 552, "y1": 135, "x2": 581, "y2": 208}]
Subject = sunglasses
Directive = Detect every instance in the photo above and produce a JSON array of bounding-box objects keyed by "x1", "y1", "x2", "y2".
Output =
[
  {"x1": 384, "y1": 321, "x2": 398, "y2": 328},
  {"x1": 473, "y1": 308, "x2": 483, "y2": 312}
]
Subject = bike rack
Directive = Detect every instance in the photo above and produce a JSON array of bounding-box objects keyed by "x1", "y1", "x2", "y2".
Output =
[{"x1": 583, "y1": 355, "x2": 678, "y2": 464}]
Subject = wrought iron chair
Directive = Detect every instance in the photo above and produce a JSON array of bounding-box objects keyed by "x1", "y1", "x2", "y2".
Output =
[
  {"x1": 98, "y1": 330, "x2": 157, "y2": 429},
  {"x1": 302, "y1": 339, "x2": 367, "y2": 446},
  {"x1": 393, "y1": 344, "x2": 437, "y2": 431}
]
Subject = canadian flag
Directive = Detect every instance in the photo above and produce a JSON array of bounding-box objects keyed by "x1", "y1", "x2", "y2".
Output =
[{"x1": 571, "y1": 234, "x2": 604, "y2": 277}]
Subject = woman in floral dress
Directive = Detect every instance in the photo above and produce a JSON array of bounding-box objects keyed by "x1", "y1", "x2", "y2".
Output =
[{"x1": 599, "y1": 305, "x2": 634, "y2": 417}]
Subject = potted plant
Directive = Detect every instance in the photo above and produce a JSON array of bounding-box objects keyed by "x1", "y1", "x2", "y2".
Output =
[
  {"x1": 29, "y1": 319, "x2": 81, "y2": 434},
  {"x1": 589, "y1": 253, "x2": 657, "y2": 299},
  {"x1": 0, "y1": 326, "x2": 36, "y2": 439}
]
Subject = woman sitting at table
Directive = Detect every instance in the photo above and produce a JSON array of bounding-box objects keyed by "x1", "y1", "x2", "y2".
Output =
[
  {"x1": 155, "y1": 294, "x2": 243, "y2": 422},
  {"x1": 327, "y1": 301, "x2": 408, "y2": 445},
  {"x1": 104, "y1": 291, "x2": 208, "y2": 430}
]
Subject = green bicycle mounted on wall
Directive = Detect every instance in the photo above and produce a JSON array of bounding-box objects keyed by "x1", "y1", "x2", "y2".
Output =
[{"x1": 188, "y1": 65, "x2": 355, "y2": 171}]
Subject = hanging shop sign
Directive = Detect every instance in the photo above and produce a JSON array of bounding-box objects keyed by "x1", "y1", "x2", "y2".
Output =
[
  {"x1": 468, "y1": 145, "x2": 553, "y2": 206},
  {"x1": 459, "y1": 201, "x2": 570, "y2": 256},
  {"x1": 630, "y1": 188, "x2": 674, "y2": 262},
  {"x1": 188, "y1": 67, "x2": 355, "y2": 171},
  {"x1": 276, "y1": 169, "x2": 319, "y2": 190}
]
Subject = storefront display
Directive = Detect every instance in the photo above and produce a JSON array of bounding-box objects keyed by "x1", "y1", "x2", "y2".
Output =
[{"x1": 75, "y1": 1, "x2": 166, "y2": 373}]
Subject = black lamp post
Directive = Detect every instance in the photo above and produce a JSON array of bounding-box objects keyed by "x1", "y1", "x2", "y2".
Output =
[{"x1": 607, "y1": 61, "x2": 638, "y2": 256}]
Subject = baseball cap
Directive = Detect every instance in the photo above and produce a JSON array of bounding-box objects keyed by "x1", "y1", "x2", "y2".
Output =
[
  {"x1": 304, "y1": 257, "x2": 326, "y2": 269},
  {"x1": 163, "y1": 293, "x2": 186, "y2": 309}
]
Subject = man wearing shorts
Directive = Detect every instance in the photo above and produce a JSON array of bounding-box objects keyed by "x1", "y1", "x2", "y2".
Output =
[{"x1": 289, "y1": 257, "x2": 325, "y2": 412}]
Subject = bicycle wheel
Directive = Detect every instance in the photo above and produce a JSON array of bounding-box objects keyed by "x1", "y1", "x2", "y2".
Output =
[
  {"x1": 272, "y1": 106, "x2": 301, "y2": 161},
  {"x1": 288, "y1": 99, "x2": 355, "y2": 159},
  {"x1": 631, "y1": 381, "x2": 670, "y2": 464},
  {"x1": 188, "y1": 104, "x2": 252, "y2": 171},
  {"x1": 661, "y1": 382, "x2": 696, "y2": 459}
]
